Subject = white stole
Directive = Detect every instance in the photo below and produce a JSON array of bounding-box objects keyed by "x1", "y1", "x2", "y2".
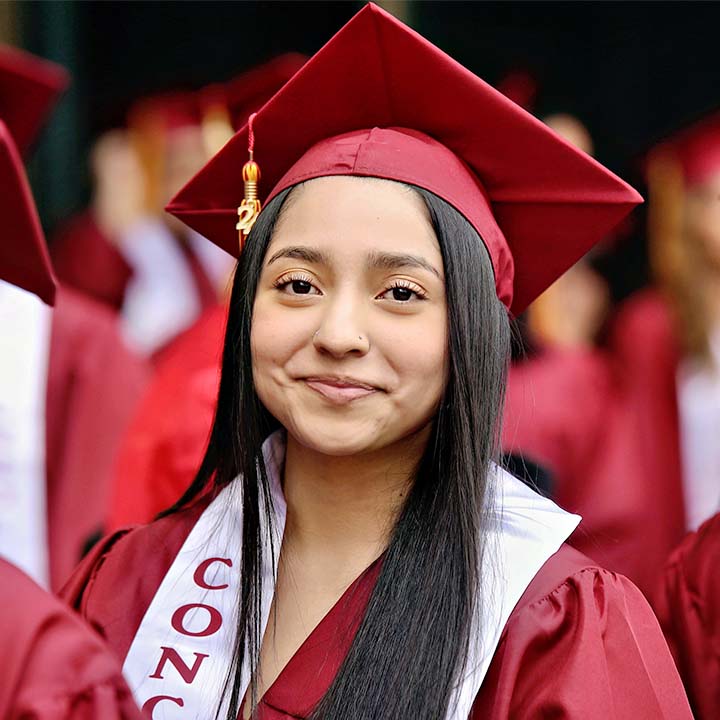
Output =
[
  {"x1": 117, "y1": 217, "x2": 203, "y2": 356},
  {"x1": 123, "y1": 432, "x2": 580, "y2": 719},
  {"x1": 0, "y1": 280, "x2": 52, "y2": 587},
  {"x1": 676, "y1": 329, "x2": 720, "y2": 530}
]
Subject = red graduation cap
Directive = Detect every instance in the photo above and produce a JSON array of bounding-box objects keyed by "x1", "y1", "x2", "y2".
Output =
[
  {"x1": 200, "y1": 53, "x2": 308, "y2": 156},
  {"x1": 0, "y1": 120, "x2": 56, "y2": 305},
  {"x1": 648, "y1": 112, "x2": 720, "y2": 189},
  {"x1": 222, "y1": 53, "x2": 307, "y2": 130},
  {"x1": 167, "y1": 3, "x2": 641, "y2": 315},
  {"x1": 0, "y1": 44, "x2": 69, "y2": 157}
]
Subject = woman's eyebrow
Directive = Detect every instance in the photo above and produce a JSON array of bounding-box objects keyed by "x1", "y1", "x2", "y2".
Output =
[
  {"x1": 367, "y1": 250, "x2": 442, "y2": 279},
  {"x1": 266, "y1": 246, "x2": 328, "y2": 265}
]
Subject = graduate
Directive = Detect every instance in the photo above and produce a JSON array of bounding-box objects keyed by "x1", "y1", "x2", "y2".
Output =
[
  {"x1": 52, "y1": 56, "x2": 305, "y2": 359},
  {"x1": 0, "y1": 46, "x2": 150, "y2": 588},
  {"x1": 655, "y1": 511, "x2": 720, "y2": 720},
  {"x1": 560, "y1": 111, "x2": 720, "y2": 594},
  {"x1": 62, "y1": 6, "x2": 691, "y2": 718},
  {"x1": 52, "y1": 92, "x2": 229, "y2": 357},
  {"x1": 0, "y1": 125, "x2": 141, "y2": 718}
]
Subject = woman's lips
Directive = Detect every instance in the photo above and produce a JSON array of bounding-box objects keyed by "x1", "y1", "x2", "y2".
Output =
[{"x1": 303, "y1": 377, "x2": 378, "y2": 404}]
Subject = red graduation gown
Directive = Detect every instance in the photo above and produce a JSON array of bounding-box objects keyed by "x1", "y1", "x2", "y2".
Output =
[
  {"x1": 107, "y1": 303, "x2": 226, "y2": 529},
  {"x1": 0, "y1": 558, "x2": 142, "y2": 719},
  {"x1": 47, "y1": 287, "x2": 151, "y2": 589},
  {"x1": 61, "y1": 500, "x2": 691, "y2": 719},
  {"x1": 655, "y1": 511, "x2": 720, "y2": 720}
]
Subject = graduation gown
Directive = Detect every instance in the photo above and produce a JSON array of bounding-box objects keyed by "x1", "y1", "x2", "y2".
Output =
[
  {"x1": 47, "y1": 287, "x2": 150, "y2": 588},
  {"x1": 62, "y1": 491, "x2": 691, "y2": 718},
  {"x1": 0, "y1": 558, "x2": 142, "y2": 719},
  {"x1": 655, "y1": 511, "x2": 720, "y2": 720},
  {"x1": 107, "y1": 303, "x2": 226, "y2": 529}
]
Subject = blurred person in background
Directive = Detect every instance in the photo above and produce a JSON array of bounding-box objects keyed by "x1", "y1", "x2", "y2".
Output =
[
  {"x1": 506, "y1": 110, "x2": 720, "y2": 597},
  {"x1": 0, "y1": 45, "x2": 150, "y2": 590},
  {"x1": 53, "y1": 89, "x2": 236, "y2": 358},
  {"x1": 502, "y1": 111, "x2": 621, "y2": 566},
  {"x1": 107, "y1": 54, "x2": 306, "y2": 528},
  {"x1": 0, "y1": 121, "x2": 142, "y2": 720},
  {"x1": 601, "y1": 113, "x2": 720, "y2": 593}
]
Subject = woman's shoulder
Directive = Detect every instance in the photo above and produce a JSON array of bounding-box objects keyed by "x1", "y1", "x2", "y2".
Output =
[
  {"x1": 60, "y1": 495, "x2": 213, "y2": 662},
  {"x1": 510, "y1": 542, "x2": 620, "y2": 613},
  {"x1": 471, "y1": 543, "x2": 692, "y2": 719}
]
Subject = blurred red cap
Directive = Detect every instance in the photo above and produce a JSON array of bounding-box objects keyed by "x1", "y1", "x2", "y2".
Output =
[
  {"x1": 0, "y1": 120, "x2": 56, "y2": 304},
  {"x1": 649, "y1": 112, "x2": 720, "y2": 189},
  {"x1": 0, "y1": 44, "x2": 69, "y2": 156}
]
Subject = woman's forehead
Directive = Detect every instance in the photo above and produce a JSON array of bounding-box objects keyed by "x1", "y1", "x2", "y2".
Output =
[{"x1": 268, "y1": 176, "x2": 441, "y2": 262}]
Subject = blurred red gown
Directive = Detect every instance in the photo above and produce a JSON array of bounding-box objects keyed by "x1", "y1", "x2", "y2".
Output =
[
  {"x1": 62, "y1": 499, "x2": 691, "y2": 719},
  {"x1": 1, "y1": 557, "x2": 141, "y2": 719},
  {"x1": 47, "y1": 286, "x2": 150, "y2": 589},
  {"x1": 502, "y1": 288, "x2": 686, "y2": 596},
  {"x1": 107, "y1": 303, "x2": 226, "y2": 529},
  {"x1": 655, "y1": 511, "x2": 720, "y2": 720}
]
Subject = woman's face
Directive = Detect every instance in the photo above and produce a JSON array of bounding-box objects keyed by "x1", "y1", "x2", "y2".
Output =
[{"x1": 251, "y1": 176, "x2": 448, "y2": 457}]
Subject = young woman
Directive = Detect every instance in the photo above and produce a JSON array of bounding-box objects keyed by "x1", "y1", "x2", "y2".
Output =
[{"x1": 62, "y1": 5, "x2": 692, "y2": 719}]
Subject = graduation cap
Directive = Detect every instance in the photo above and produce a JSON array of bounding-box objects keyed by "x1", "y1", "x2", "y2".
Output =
[
  {"x1": 0, "y1": 44, "x2": 69, "y2": 157},
  {"x1": 647, "y1": 111, "x2": 720, "y2": 189},
  {"x1": 167, "y1": 3, "x2": 641, "y2": 315},
  {"x1": 0, "y1": 120, "x2": 56, "y2": 305}
]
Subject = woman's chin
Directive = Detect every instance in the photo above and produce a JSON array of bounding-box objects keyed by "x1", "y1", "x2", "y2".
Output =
[{"x1": 287, "y1": 421, "x2": 392, "y2": 458}]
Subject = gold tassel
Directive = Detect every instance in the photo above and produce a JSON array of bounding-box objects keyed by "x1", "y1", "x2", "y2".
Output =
[{"x1": 236, "y1": 113, "x2": 261, "y2": 251}]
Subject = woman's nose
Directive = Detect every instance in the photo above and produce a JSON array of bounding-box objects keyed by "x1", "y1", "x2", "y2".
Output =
[{"x1": 311, "y1": 298, "x2": 370, "y2": 358}]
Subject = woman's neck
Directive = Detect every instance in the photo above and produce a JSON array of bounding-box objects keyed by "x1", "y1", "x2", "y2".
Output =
[{"x1": 280, "y1": 429, "x2": 428, "y2": 565}]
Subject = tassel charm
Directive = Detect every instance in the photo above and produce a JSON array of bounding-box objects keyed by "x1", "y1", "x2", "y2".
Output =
[{"x1": 236, "y1": 113, "x2": 262, "y2": 250}]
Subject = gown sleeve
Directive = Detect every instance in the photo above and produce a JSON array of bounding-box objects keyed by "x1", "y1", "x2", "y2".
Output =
[
  {"x1": 471, "y1": 564, "x2": 693, "y2": 719},
  {"x1": 1, "y1": 559, "x2": 142, "y2": 720},
  {"x1": 654, "y1": 513, "x2": 720, "y2": 720}
]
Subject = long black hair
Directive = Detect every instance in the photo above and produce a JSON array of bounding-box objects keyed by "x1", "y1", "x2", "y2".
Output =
[{"x1": 164, "y1": 180, "x2": 511, "y2": 719}]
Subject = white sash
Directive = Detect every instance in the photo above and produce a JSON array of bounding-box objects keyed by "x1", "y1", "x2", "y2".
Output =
[
  {"x1": 123, "y1": 432, "x2": 580, "y2": 719},
  {"x1": 0, "y1": 280, "x2": 52, "y2": 587}
]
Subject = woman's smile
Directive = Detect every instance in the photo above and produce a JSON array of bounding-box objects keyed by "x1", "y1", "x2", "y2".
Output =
[{"x1": 303, "y1": 376, "x2": 380, "y2": 404}]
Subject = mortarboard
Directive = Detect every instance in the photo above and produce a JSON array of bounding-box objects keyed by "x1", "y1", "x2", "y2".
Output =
[
  {"x1": 0, "y1": 44, "x2": 69, "y2": 157},
  {"x1": 0, "y1": 120, "x2": 56, "y2": 305},
  {"x1": 167, "y1": 3, "x2": 641, "y2": 315},
  {"x1": 647, "y1": 112, "x2": 720, "y2": 189}
]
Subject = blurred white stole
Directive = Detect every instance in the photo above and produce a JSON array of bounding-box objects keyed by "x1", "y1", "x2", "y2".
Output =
[{"x1": 0, "y1": 280, "x2": 51, "y2": 586}]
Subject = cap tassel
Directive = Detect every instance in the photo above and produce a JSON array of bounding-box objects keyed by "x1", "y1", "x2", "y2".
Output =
[{"x1": 236, "y1": 112, "x2": 262, "y2": 251}]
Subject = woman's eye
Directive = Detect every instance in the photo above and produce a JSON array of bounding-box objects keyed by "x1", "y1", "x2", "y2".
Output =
[
  {"x1": 391, "y1": 287, "x2": 414, "y2": 302},
  {"x1": 290, "y1": 280, "x2": 313, "y2": 294},
  {"x1": 275, "y1": 276, "x2": 320, "y2": 296},
  {"x1": 378, "y1": 284, "x2": 425, "y2": 302}
]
